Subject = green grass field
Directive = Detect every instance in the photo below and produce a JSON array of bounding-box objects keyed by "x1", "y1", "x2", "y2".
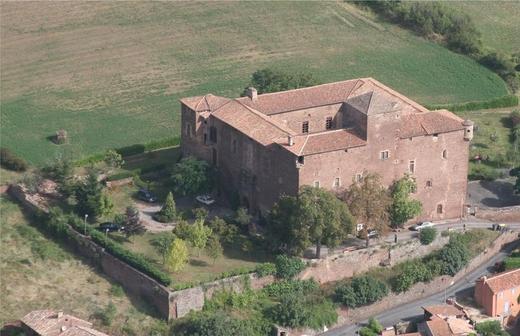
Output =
[
  {"x1": 0, "y1": 1, "x2": 508, "y2": 165},
  {"x1": 443, "y1": 1, "x2": 520, "y2": 55}
]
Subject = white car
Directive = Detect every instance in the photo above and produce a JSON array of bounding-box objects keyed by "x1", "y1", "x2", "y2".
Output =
[
  {"x1": 196, "y1": 194, "x2": 215, "y2": 205},
  {"x1": 413, "y1": 221, "x2": 434, "y2": 231}
]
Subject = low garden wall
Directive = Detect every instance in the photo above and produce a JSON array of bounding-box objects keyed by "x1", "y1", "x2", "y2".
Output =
[
  {"x1": 7, "y1": 184, "x2": 274, "y2": 320},
  {"x1": 300, "y1": 235, "x2": 450, "y2": 283}
]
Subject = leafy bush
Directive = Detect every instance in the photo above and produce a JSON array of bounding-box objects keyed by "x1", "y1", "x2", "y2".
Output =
[
  {"x1": 175, "y1": 311, "x2": 269, "y2": 336},
  {"x1": 243, "y1": 68, "x2": 318, "y2": 95},
  {"x1": 95, "y1": 302, "x2": 117, "y2": 326},
  {"x1": 475, "y1": 320, "x2": 508, "y2": 336},
  {"x1": 334, "y1": 276, "x2": 388, "y2": 308},
  {"x1": 392, "y1": 260, "x2": 433, "y2": 292},
  {"x1": 274, "y1": 255, "x2": 306, "y2": 279},
  {"x1": 504, "y1": 257, "x2": 520, "y2": 270},
  {"x1": 255, "y1": 262, "x2": 276, "y2": 277},
  {"x1": 171, "y1": 157, "x2": 214, "y2": 196},
  {"x1": 207, "y1": 216, "x2": 238, "y2": 245},
  {"x1": 359, "y1": 318, "x2": 383, "y2": 336},
  {"x1": 263, "y1": 279, "x2": 319, "y2": 298},
  {"x1": 420, "y1": 227, "x2": 437, "y2": 245},
  {"x1": 469, "y1": 164, "x2": 500, "y2": 181},
  {"x1": 110, "y1": 284, "x2": 124, "y2": 297},
  {"x1": 0, "y1": 147, "x2": 28, "y2": 171},
  {"x1": 437, "y1": 240, "x2": 470, "y2": 276}
]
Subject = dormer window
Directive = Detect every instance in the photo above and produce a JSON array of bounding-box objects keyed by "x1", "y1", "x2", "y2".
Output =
[
  {"x1": 326, "y1": 117, "x2": 333, "y2": 130},
  {"x1": 302, "y1": 121, "x2": 309, "y2": 134}
]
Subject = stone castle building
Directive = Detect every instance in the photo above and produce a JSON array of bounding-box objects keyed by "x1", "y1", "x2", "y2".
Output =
[{"x1": 180, "y1": 78, "x2": 472, "y2": 221}]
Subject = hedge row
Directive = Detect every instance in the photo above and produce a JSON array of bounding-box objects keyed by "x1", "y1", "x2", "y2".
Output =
[
  {"x1": 105, "y1": 171, "x2": 135, "y2": 182},
  {"x1": 427, "y1": 95, "x2": 518, "y2": 112},
  {"x1": 75, "y1": 136, "x2": 180, "y2": 166},
  {"x1": 44, "y1": 209, "x2": 172, "y2": 286},
  {"x1": 1, "y1": 147, "x2": 29, "y2": 171}
]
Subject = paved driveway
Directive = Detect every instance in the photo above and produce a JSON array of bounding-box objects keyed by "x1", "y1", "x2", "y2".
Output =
[{"x1": 467, "y1": 178, "x2": 520, "y2": 208}]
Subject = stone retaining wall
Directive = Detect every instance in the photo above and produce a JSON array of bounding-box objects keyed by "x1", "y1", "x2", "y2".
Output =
[{"x1": 300, "y1": 235, "x2": 450, "y2": 283}]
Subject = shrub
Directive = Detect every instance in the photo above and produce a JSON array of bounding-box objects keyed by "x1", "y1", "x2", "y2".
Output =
[
  {"x1": 104, "y1": 149, "x2": 124, "y2": 168},
  {"x1": 171, "y1": 157, "x2": 214, "y2": 196},
  {"x1": 154, "y1": 191, "x2": 177, "y2": 223},
  {"x1": 511, "y1": 110, "x2": 520, "y2": 128},
  {"x1": 468, "y1": 164, "x2": 499, "y2": 181},
  {"x1": 243, "y1": 68, "x2": 319, "y2": 95},
  {"x1": 208, "y1": 216, "x2": 238, "y2": 245},
  {"x1": 334, "y1": 276, "x2": 388, "y2": 308},
  {"x1": 437, "y1": 240, "x2": 470, "y2": 276},
  {"x1": 255, "y1": 262, "x2": 276, "y2": 277},
  {"x1": 475, "y1": 320, "x2": 508, "y2": 336},
  {"x1": 41, "y1": 153, "x2": 73, "y2": 183},
  {"x1": 0, "y1": 147, "x2": 28, "y2": 171},
  {"x1": 110, "y1": 284, "x2": 124, "y2": 297},
  {"x1": 263, "y1": 279, "x2": 319, "y2": 298},
  {"x1": 504, "y1": 257, "x2": 520, "y2": 270},
  {"x1": 420, "y1": 227, "x2": 437, "y2": 245},
  {"x1": 234, "y1": 207, "x2": 252, "y2": 229},
  {"x1": 274, "y1": 255, "x2": 306, "y2": 279},
  {"x1": 393, "y1": 260, "x2": 433, "y2": 292},
  {"x1": 96, "y1": 302, "x2": 117, "y2": 326},
  {"x1": 176, "y1": 311, "x2": 269, "y2": 336}
]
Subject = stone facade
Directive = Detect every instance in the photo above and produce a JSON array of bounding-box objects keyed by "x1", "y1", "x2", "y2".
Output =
[{"x1": 180, "y1": 78, "x2": 471, "y2": 221}]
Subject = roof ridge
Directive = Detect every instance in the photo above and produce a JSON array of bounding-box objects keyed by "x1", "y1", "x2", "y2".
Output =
[
  {"x1": 486, "y1": 268, "x2": 520, "y2": 281},
  {"x1": 364, "y1": 78, "x2": 429, "y2": 113},
  {"x1": 250, "y1": 78, "x2": 361, "y2": 98},
  {"x1": 234, "y1": 99, "x2": 295, "y2": 135},
  {"x1": 298, "y1": 135, "x2": 311, "y2": 156}
]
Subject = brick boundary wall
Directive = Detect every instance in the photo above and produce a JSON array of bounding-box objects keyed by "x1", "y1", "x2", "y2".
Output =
[
  {"x1": 6, "y1": 184, "x2": 274, "y2": 320},
  {"x1": 475, "y1": 205, "x2": 520, "y2": 222},
  {"x1": 299, "y1": 235, "x2": 450, "y2": 283}
]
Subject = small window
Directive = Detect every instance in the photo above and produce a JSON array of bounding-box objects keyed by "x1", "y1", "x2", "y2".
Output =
[
  {"x1": 325, "y1": 117, "x2": 333, "y2": 130},
  {"x1": 314, "y1": 181, "x2": 320, "y2": 188},
  {"x1": 298, "y1": 156, "x2": 304, "y2": 164},
  {"x1": 302, "y1": 121, "x2": 309, "y2": 134},
  {"x1": 442, "y1": 149, "x2": 447, "y2": 159},
  {"x1": 232, "y1": 139, "x2": 237, "y2": 153},
  {"x1": 380, "y1": 150, "x2": 389, "y2": 160},
  {"x1": 433, "y1": 133, "x2": 439, "y2": 141},
  {"x1": 426, "y1": 180, "x2": 432, "y2": 187},
  {"x1": 409, "y1": 160, "x2": 416, "y2": 174},
  {"x1": 185, "y1": 123, "x2": 192, "y2": 137},
  {"x1": 356, "y1": 173, "x2": 363, "y2": 183},
  {"x1": 437, "y1": 204, "x2": 443, "y2": 214},
  {"x1": 334, "y1": 177, "x2": 341, "y2": 188}
]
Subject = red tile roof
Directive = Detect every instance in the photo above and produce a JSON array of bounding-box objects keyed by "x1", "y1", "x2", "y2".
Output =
[
  {"x1": 277, "y1": 128, "x2": 366, "y2": 156},
  {"x1": 21, "y1": 310, "x2": 109, "y2": 336},
  {"x1": 180, "y1": 94, "x2": 230, "y2": 112},
  {"x1": 481, "y1": 268, "x2": 520, "y2": 294},
  {"x1": 399, "y1": 110, "x2": 464, "y2": 138},
  {"x1": 423, "y1": 304, "x2": 465, "y2": 317}
]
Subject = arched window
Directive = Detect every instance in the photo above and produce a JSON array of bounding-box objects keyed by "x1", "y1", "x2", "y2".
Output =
[
  {"x1": 437, "y1": 204, "x2": 443, "y2": 214},
  {"x1": 442, "y1": 149, "x2": 447, "y2": 159}
]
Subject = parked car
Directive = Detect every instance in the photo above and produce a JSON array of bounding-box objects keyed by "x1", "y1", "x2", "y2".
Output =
[
  {"x1": 97, "y1": 222, "x2": 123, "y2": 232},
  {"x1": 196, "y1": 194, "x2": 215, "y2": 205},
  {"x1": 367, "y1": 229, "x2": 379, "y2": 239},
  {"x1": 137, "y1": 188, "x2": 157, "y2": 203},
  {"x1": 412, "y1": 221, "x2": 434, "y2": 231},
  {"x1": 491, "y1": 223, "x2": 507, "y2": 231}
]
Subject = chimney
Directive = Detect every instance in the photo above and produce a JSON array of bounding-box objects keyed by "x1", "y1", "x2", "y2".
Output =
[
  {"x1": 56, "y1": 312, "x2": 63, "y2": 319},
  {"x1": 288, "y1": 135, "x2": 294, "y2": 146},
  {"x1": 246, "y1": 87, "x2": 258, "y2": 102}
]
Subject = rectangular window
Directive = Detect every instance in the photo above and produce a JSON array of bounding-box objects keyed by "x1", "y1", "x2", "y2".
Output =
[
  {"x1": 380, "y1": 150, "x2": 389, "y2": 160},
  {"x1": 334, "y1": 177, "x2": 341, "y2": 188},
  {"x1": 437, "y1": 204, "x2": 443, "y2": 214},
  {"x1": 326, "y1": 117, "x2": 333, "y2": 130},
  {"x1": 302, "y1": 121, "x2": 309, "y2": 134},
  {"x1": 298, "y1": 156, "x2": 304, "y2": 164},
  {"x1": 185, "y1": 123, "x2": 192, "y2": 137},
  {"x1": 409, "y1": 160, "x2": 416, "y2": 173},
  {"x1": 356, "y1": 173, "x2": 363, "y2": 183},
  {"x1": 426, "y1": 180, "x2": 432, "y2": 187},
  {"x1": 314, "y1": 181, "x2": 320, "y2": 188}
]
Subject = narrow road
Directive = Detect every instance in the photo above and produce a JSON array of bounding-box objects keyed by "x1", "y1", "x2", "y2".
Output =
[{"x1": 321, "y1": 239, "x2": 519, "y2": 336}]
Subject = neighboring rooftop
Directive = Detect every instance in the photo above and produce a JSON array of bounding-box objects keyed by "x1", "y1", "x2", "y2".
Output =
[
  {"x1": 277, "y1": 128, "x2": 366, "y2": 156},
  {"x1": 423, "y1": 304, "x2": 465, "y2": 318},
  {"x1": 479, "y1": 268, "x2": 520, "y2": 294},
  {"x1": 21, "y1": 310, "x2": 109, "y2": 336}
]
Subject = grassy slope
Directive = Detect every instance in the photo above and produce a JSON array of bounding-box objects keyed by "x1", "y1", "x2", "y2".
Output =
[
  {"x1": 0, "y1": 1, "x2": 508, "y2": 165},
  {"x1": 0, "y1": 196, "x2": 163, "y2": 335},
  {"x1": 443, "y1": 1, "x2": 520, "y2": 55}
]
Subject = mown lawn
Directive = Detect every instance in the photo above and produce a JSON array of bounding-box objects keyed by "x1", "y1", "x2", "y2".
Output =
[
  {"x1": 443, "y1": 1, "x2": 520, "y2": 55},
  {"x1": 0, "y1": 1, "x2": 508, "y2": 165},
  {"x1": 0, "y1": 196, "x2": 165, "y2": 335}
]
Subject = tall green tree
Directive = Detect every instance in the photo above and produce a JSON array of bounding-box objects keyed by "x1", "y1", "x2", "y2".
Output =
[
  {"x1": 155, "y1": 191, "x2": 177, "y2": 222},
  {"x1": 205, "y1": 235, "x2": 223, "y2": 264},
  {"x1": 243, "y1": 68, "x2": 319, "y2": 95},
  {"x1": 166, "y1": 238, "x2": 189, "y2": 272},
  {"x1": 150, "y1": 233, "x2": 174, "y2": 264},
  {"x1": 188, "y1": 218, "x2": 212, "y2": 257},
  {"x1": 343, "y1": 173, "x2": 392, "y2": 241},
  {"x1": 268, "y1": 186, "x2": 353, "y2": 258},
  {"x1": 389, "y1": 175, "x2": 422, "y2": 228},
  {"x1": 171, "y1": 157, "x2": 213, "y2": 196},
  {"x1": 72, "y1": 171, "x2": 113, "y2": 221},
  {"x1": 123, "y1": 206, "x2": 145, "y2": 237}
]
